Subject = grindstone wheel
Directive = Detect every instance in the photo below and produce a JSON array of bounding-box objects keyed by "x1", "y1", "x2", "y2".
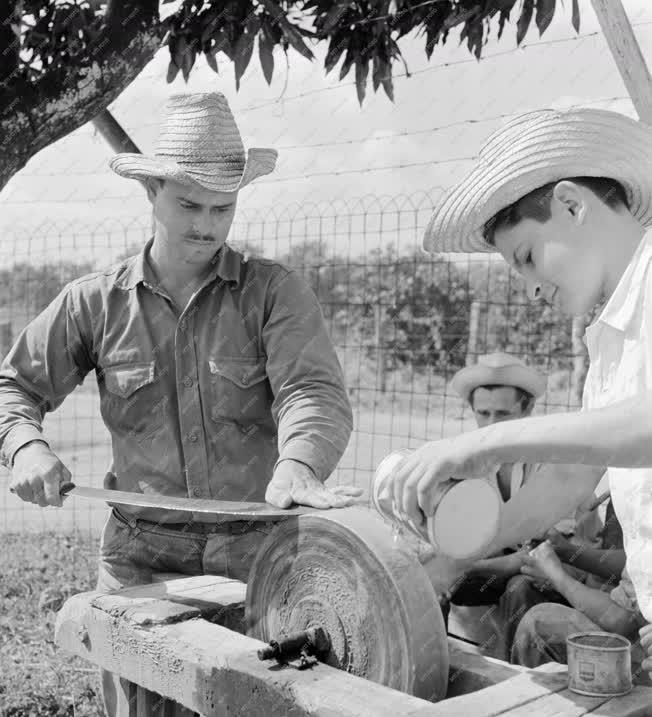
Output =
[{"x1": 246, "y1": 506, "x2": 449, "y2": 702}]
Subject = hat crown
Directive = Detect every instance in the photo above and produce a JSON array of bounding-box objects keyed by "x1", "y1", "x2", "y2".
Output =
[
  {"x1": 154, "y1": 92, "x2": 246, "y2": 168},
  {"x1": 477, "y1": 352, "x2": 528, "y2": 370}
]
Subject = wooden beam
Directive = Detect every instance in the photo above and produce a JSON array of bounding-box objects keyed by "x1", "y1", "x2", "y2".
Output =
[
  {"x1": 54, "y1": 576, "x2": 652, "y2": 716},
  {"x1": 590, "y1": 0, "x2": 652, "y2": 123},
  {"x1": 55, "y1": 590, "x2": 444, "y2": 716}
]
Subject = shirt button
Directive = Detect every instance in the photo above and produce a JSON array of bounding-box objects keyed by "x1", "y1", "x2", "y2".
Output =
[
  {"x1": 192, "y1": 487, "x2": 202, "y2": 497},
  {"x1": 188, "y1": 432, "x2": 198, "y2": 442},
  {"x1": 183, "y1": 377, "x2": 193, "y2": 388}
]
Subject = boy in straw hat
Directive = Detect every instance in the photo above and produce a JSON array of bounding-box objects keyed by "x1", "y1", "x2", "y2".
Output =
[
  {"x1": 445, "y1": 352, "x2": 601, "y2": 659},
  {"x1": 0, "y1": 92, "x2": 358, "y2": 714},
  {"x1": 384, "y1": 107, "x2": 652, "y2": 673}
]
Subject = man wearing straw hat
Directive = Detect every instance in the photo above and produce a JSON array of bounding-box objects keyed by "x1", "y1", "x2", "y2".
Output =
[
  {"x1": 0, "y1": 92, "x2": 357, "y2": 714},
  {"x1": 384, "y1": 107, "x2": 652, "y2": 678},
  {"x1": 446, "y1": 352, "x2": 600, "y2": 660}
]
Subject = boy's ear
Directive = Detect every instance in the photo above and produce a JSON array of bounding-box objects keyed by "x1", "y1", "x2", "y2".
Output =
[
  {"x1": 552, "y1": 180, "x2": 586, "y2": 224},
  {"x1": 142, "y1": 177, "x2": 162, "y2": 203}
]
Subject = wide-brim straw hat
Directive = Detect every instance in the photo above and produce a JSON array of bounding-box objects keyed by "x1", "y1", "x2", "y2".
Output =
[
  {"x1": 451, "y1": 352, "x2": 546, "y2": 402},
  {"x1": 110, "y1": 92, "x2": 277, "y2": 192},
  {"x1": 423, "y1": 107, "x2": 652, "y2": 254}
]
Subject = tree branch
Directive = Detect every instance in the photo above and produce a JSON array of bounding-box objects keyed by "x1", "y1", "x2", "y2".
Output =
[
  {"x1": 0, "y1": 1, "x2": 163, "y2": 192},
  {"x1": 0, "y1": 0, "x2": 22, "y2": 86}
]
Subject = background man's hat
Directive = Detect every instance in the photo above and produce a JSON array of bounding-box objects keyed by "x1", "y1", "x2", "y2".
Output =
[
  {"x1": 110, "y1": 92, "x2": 277, "y2": 192},
  {"x1": 450, "y1": 352, "x2": 546, "y2": 402},
  {"x1": 422, "y1": 107, "x2": 652, "y2": 254}
]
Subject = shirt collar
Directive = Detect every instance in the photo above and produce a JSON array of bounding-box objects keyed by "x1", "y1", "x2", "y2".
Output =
[
  {"x1": 590, "y1": 230, "x2": 652, "y2": 332},
  {"x1": 114, "y1": 238, "x2": 243, "y2": 291}
]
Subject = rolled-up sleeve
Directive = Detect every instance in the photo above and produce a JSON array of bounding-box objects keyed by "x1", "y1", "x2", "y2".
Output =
[
  {"x1": 0, "y1": 283, "x2": 94, "y2": 467},
  {"x1": 262, "y1": 269, "x2": 352, "y2": 481}
]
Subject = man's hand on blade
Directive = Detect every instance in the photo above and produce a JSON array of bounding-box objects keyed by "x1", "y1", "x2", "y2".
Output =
[{"x1": 266, "y1": 459, "x2": 362, "y2": 510}]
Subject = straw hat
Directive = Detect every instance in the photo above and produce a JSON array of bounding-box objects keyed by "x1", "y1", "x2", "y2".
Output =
[
  {"x1": 450, "y1": 352, "x2": 546, "y2": 403},
  {"x1": 423, "y1": 107, "x2": 652, "y2": 254},
  {"x1": 110, "y1": 92, "x2": 277, "y2": 192}
]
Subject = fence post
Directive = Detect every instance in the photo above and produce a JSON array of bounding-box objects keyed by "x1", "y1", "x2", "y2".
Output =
[
  {"x1": 374, "y1": 304, "x2": 387, "y2": 394},
  {"x1": 0, "y1": 321, "x2": 12, "y2": 361},
  {"x1": 466, "y1": 300, "x2": 481, "y2": 366}
]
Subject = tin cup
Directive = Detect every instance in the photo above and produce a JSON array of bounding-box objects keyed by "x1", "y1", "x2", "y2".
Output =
[
  {"x1": 371, "y1": 449, "x2": 502, "y2": 560},
  {"x1": 566, "y1": 632, "x2": 632, "y2": 697}
]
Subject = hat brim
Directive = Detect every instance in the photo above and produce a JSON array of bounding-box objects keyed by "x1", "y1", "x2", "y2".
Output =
[
  {"x1": 450, "y1": 364, "x2": 546, "y2": 402},
  {"x1": 109, "y1": 147, "x2": 277, "y2": 192},
  {"x1": 423, "y1": 109, "x2": 652, "y2": 254}
]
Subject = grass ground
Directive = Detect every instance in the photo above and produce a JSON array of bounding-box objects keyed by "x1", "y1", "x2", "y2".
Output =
[{"x1": 0, "y1": 532, "x2": 103, "y2": 716}]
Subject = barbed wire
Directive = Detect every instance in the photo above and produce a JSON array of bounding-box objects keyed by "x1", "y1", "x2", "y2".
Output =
[
  {"x1": 237, "y1": 28, "x2": 634, "y2": 113},
  {"x1": 13, "y1": 94, "x2": 630, "y2": 180}
]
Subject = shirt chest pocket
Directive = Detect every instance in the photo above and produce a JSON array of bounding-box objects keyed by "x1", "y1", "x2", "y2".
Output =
[
  {"x1": 101, "y1": 361, "x2": 167, "y2": 442},
  {"x1": 208, "y1": 357, "x2": 272, "y2": 422}
]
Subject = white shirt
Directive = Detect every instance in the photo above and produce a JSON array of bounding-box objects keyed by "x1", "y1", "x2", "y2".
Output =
[
  {"x1": 583, "y1": 229, "x2": 652, "y2": 621},
  {"x1": 486, "y1": 463, "x2": 598, "y2": 544}
]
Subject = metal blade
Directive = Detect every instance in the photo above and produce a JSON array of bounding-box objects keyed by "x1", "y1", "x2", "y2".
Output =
[{"x1": 61, "y1": 483, "x2": 317, "y2": 520}]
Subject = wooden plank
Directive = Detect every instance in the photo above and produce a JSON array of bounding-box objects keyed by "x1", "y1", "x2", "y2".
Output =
[
  {"x1": 61, "y1": 577, "x2": 611, "y2": 716},
  {"x1": 589, "y1": 687, "x2": 652, "y2": 716},
  {"x1": 590, "y1": 0, "x2": 652, "y2": 123},
  {"x1": 135, "y1": 686, "x2": 189, "y2": 717},
  {"x1": 498, "y1": 688, "x2": 610, "y2": 716},
  {"x1": 55, "y1": 591, "x2": 444, "y2": 717},
  {"x1": 91, "y1": 575, "x2": 531, "y2": 695},
  {"x1": 425, "y1": 664, "x2": 570, "y2": 717},
  {"x1": 91, "y1": 575, "x2": 246, "y2": 628},
  {"x1": 447, "y1": 637, "x2": 529, "y2": 698}
]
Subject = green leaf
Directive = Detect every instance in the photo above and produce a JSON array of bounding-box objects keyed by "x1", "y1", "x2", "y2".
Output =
[
  {"x1": 205, "y1": 51, "x2": 218, "y2": 74},
  {"x1": 516, "y1": 0, "x2": 534, "y2": 45},
  {"x1": 258, "y1": 32, "x2": 274, "y2": 84},
  {"x1": 535, "y1": 0, "x2": 555, "y2": 35},
  {"x1": 372, "y1": 54, "x2": 383, "y2": 92},
  {"x1": 355, "y1": 57, "x2": 369, "y2": 105},
  {"x1": 181, "y1": 49, "x2": 196, "y2": 82},
  {"x1": 322, "y1": 4, "x2": 348, "y2": 34},
  {"x1": 571, "y1": 0, "x2": 580, "y2": 33},
  {"x1": 260, "y1": 0, "x2": 314, "y2": 61},
  {"x1": 166, "y1": 59, "x2": 180, "y2": 83},
  {"x1": 381, "y1": 73, "x2": 394, "y2": 102},
  {"x1": 234, "y1": 18, "x2": 260, "y2": 90},
  {"x1": 324, "y1": 34, "x2": 347, "y2": 74},
  {"x1": 339, "y1": 46, "x2": 355, "y2": 81}
]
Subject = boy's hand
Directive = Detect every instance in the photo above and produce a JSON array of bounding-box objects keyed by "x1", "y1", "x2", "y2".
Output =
[
  {"x1": 390, "y1": 434, "x2": 501, "y2": 530},
  {"x1": 545, "y1": 527, "x2": 575, "y2": 557},
  {"x1": 521, "y1": 540, "x2": 565, "y2": 588},
  {"x1": 10, "y1": 441, "x2": 70, "y2": 508},
  {"x1": 639, "y1": 624, "x2": 652, "y2": 679}
]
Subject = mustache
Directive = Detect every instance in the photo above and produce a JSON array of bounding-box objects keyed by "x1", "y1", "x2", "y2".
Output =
[{"x1": 184, "y1": 233, "x2": 215, "y2": 242}]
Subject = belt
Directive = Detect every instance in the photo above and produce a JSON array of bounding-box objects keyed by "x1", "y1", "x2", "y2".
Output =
[{"x1": 112, "y1": 507, "x2": 275, "y2": 535}]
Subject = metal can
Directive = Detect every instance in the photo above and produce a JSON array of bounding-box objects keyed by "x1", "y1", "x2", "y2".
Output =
[
  {"x1": 566, "y1": 632, "x2": 632, "y2": 697},
  {"x1": 371, "y1": 449, "x2": 502, "y2": 560}
]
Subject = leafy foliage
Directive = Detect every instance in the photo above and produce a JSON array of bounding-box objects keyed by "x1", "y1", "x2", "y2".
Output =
[{"x1": 7, "y1": 0, "x2": 577, "y2": 107}]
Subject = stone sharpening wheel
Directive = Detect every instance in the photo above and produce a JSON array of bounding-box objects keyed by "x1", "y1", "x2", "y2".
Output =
[{"x1": 245, "y1": 506, "x2": 450, "y2": 703}]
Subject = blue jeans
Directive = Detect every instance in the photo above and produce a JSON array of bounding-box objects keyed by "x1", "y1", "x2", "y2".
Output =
[{"x1": 96, "y1": 508, "x2": 273, "y2": 716}]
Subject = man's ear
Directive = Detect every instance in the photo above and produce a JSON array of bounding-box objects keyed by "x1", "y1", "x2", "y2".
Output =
[{"x1": 552, "y1": 180, "x2": 586, "y2": 224}]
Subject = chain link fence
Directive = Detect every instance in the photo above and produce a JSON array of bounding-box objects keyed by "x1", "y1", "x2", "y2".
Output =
[{"x1": 0, "y1": 192, "x2": 588, "y2": 533}]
